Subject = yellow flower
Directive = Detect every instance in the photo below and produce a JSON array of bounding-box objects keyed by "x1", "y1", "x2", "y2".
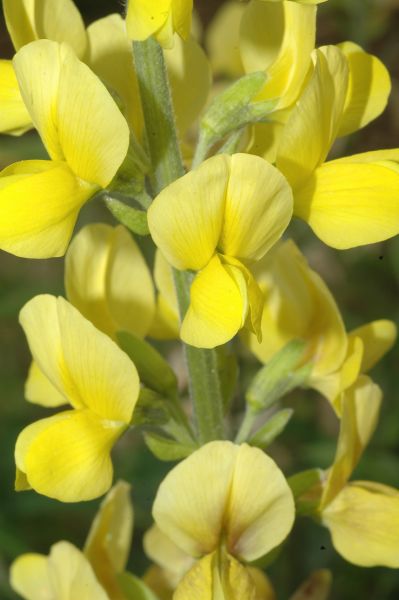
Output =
[
  {"x1": 0, "y1": 40, "x2": 130, "y2": 259},
  {"x1": 10, "y1": 481, "x2": 134, "y2": 600},
  {"x1": 243, "y1": 240, "x2": 396, "y2": 414},
  {"x1": 319, "y1": 377, "x2": 399, "y2": 568},
  {"x1": 147, "y1": 153, "x2": 293, "y2": 348},
  {"x1": 152, "y1": 441, "x2": 295, "y2": 598},
  {"x1": 126, "y1": 0, "x2": 193, "y2": 49},
  {"x1": 15, "y1": 296, "x2": 140, "y2": 502},
  {"x1": 148, "y1": 250, "x2": 180, "y2": 340},
  {"x1": 276, "y1": 44, "x2": 397, "y2": 249}
]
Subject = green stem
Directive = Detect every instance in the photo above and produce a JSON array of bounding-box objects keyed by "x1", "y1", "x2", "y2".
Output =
[
  {"x1": 234, "y1": 408, "x2": 256, "y2": 444},
  {"x1": 133, "y1": 38, "x2": 225, "y2": 444}
]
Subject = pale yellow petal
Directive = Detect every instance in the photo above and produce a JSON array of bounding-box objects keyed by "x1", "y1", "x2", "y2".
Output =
[
  {"x1": 173, "y1": 553, "x2": 214, "y2": 600},
  {"x1": 87, "y1": 14, "x2": 143, "y2": 137},
  {"x1": 25, "y1": 361, "x2": 67, "y2": 408},
  {"x1": 323, "y1": 483, "x2": 399, "y2": 568},
  {"x1": 172, "y1": 0, "x2": 193, "y2": 40},
  {"x1": 294, "y1": 158, "x2": 399, "y2": 249},
  {"x1": 126, "y1": 0, "x2": 171, "y2": 42},
  {"x1": 241, "y1": 1, "x2": 316, "y2": 110},
  {"x1": 180, "y1": 255, "x2": 245, "y2": 348},
  {"x1": 48, "y1": 542, "x2": 109, "y2": 599},
  {"x1": 14, "y1": 40, "x2": 130, "y2": 187},
  {"x1": 219, "y1": 154, "x2": 293, "y2": 261},
  {"x1": 0, "y1": 60, "x2": 32, "y2": 135},
  {"x1": 153, "y1": 441, "x2": 294, "y2": 562},
  {"x1": 148, "y1": 251, "x2": 179, "y2": 340},
  {"x1": 85, "y1": 481, "x2": 133, "y2": 597},
  {"x1": 148, "y1": 155, "x2": 230, "y2": 270},
  {"x1": 34, "y1": 0, "x2": 88, "y2": 59},
  {"x1": 206, "y1": 1, "x2": 245, "y2": 78},
  {"x1": 3, "y1": 0, "x2": 36, "y2": 50},
  {"x1": 143, "y1": 525, "x2": 195, "y2": 584},
  {"x1": 16, "y1": 410, "x2": 124, "y2": 502},
  {"x1": 19, "y1": 295, "x2": 140, "y2": 422},
  {"x1": 10, "y1": 553, "x2": 51, "y2": 600},
  {"x1": 277, "y1": 45, "x2": 348, "y2": 190},
  {"x1": 321, "y1": 375, "x2": 382, "y2": 507},
  {"x1": 338, "y1": 41, "x2": 391, "y2": 137},
  {"x1": 224, "y1": 444, "x2": 295, "y2": 562},
  {"x1": 0, "y1": 160, "x2": 96, "y2": 259},
  {"x1": 348, "y1": 319, "x2": 397, "y2": 373},
  {"x1": 165, "y1": 35, "x2": 211, "y2": 136}
]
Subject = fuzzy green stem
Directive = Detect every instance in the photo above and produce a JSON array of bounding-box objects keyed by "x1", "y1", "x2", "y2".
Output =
[{"x1": 133, "y1": 38, "x2": 225, "y2": 443}]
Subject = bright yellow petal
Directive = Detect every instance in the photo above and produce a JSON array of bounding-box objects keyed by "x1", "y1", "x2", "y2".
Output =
[
  {"x1": 277, "y1": 45, "x2": 348, "y2": 190},
  {"x1": 165, "y1": 35, "x2": 211, "y2": 136},
  {"x1": 321, "y1": 375, "x2": 382, "y2": 508},
  {"x1": 153, "y1": 441, "x2": 294, "y2": 562},
  {"x1": 10, "y1": 553, "x2": 51, "y2": 600},
  {"x1": 48, "y1": 542, "x2": 109, "y2": 599},
  {"x1": 16, "y1": 410, "x2": 124, "y2": 502},
  {"x1": 206, "y1": 1, "x2": 245, "y2": 78},
  {"x1": 25, "y1": 361, "x2": 67, "y2": 408},
  {"x1": 144, "y1": 525, "x2": 195, "y2": 585},
  {"x1": 294, "y1": 157, "x2": 399, "y2": 249},
  {"x1": 0, "y1": 160, "x2": 96, "y2": 259},
  {"x1": 3, "y1": 0, "x2": 36, "y2": 50},
  {"x1": 126, "y1": 0, "x2": 171, "y2": 42},
  {"x1": 180, "y1": 255, "x2": 245, "y2": 348},
  {"x1": 241, "y1": 1, "x2": 316, "y2": 110},
  {"x1": 66, "y1": 223, "x2": 155, "y2": 340},
  {"x1": 34, "y1": 0, "x2": 88, "y2": 59},
  {"x1": 322, "y1": 483, "x2": 399, "y2": 568},
  {"x1": 148, "y1": 155, "x2": 230, "y2": 270},
  {"x1": 19, "y1": 295, "x2": 140, "y2": 422},
  {"x1": 13, "y1": 40, "x2": 130, "y2": 187},
  {"x1": 348, "y1": 319, "x2": 397, "y2": 373},
  {"x1": 0, "y1": 60, "x2": 32, "y2": 135},
  {"x1": 172, "y1": 0, "x2": 193, "y2": 40},
  {"x1": 86, "y1": 14, "x2": 143, "y2": 137},
  {"x1": 84, "y1": 481, "x2": 133, "y2": 598},
  {"x1": 338, "y1": 41, "x2": 391, "y2": 137},
  {"x1": 219, "y1": 154, "x2": 293, "y2": 261},
  {"x1": 173, "y1": 553, "x2": 214, "y2": 600}
]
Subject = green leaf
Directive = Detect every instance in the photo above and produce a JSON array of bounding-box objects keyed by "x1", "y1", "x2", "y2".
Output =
[
  {"x1": 117, "y1": 331, "x2": 177, "y2": 395},
  {"x1": 117, "y1": 572, "x2": 159, "y2": 600},
  {"x1": 131, "y1": 388, "x2": 170, "y2": 427},
  {"x1": 144, "y1": 432, "x2": 196, "y2": 461},
  {"x1": 104, "y1": 195, "x2": 150, "y2": 235},
  {"x1": 216, "y1": 345, "x2": 239, "y2": 412},
  {"x1": 249, "y1": 408, "x2": 294, "y2": 449},
  {"x1": 246, "y1": 340, "x2": 311, "y2": 412}
]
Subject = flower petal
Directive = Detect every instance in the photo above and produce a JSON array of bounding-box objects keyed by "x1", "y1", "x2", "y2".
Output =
[
  {"x1": 126, "y1": 0, "x2": 171, "y2": 42},
  {"x1": 277, "y1": 45, "x2": 348, "y2": 190},
  {"x1": 294, "y1": 157, "x2": 399, "y2": 249},
  {"x1": 34, "y1": 0, "x2": 88, "y2": 59},
  {"x1": 219, "y1": 154, "x2": 293, "y2": 262},
  {"x1": 338, "y1": 42, "x2": 391, "y2": 137},
  {"x1": 148, "y1": 155, "x2": 230, "y2": 270},
  {"x1": 143, "y1": 524, "x2": 195, "y2": 584},
  {"x1": 0, "y1": 60, "x2": 32, "y2": 135},
  {"x1": 13, "y1": 39, "x2": 130, "y2": 187},
  {"x1": 84, "y1": 481, "x2": 134, "y2": 596},
  {"x1": 172, "y1": 0, "x2": 193, "y2": 41},
  {"x1": 0, "y1": 160, "x2": 96, "y2": 259},
  {"x1": 322, "y1": 483, "x2": 399, "y2": 568},
  {"x1": 348, "y1": 319, "x2": 397, "y2": 373},
  {"x1": 16, "y1": 410, "x2": 124, "y2": 502},
  {"x1": 180, "y1": 255, "x2": 245, "y2": 348},
  {"x1": 25, "y1": 361, "x2": 67, "y2": 408},
  {"x1": 206, "y1": 1, "x2": 245, "y2": 78},
  {"x1": 3, "y1": 0, "x2": 36, "y2": 50},
  {"x1": 153, "y1": 441, "x2": 294, "y2": 561},
  {"x1": 148, "y1": 250, "x2": 180, "y2": 340},
  {"x1": 19, "y1": 295, "x2": 140, "y2": 422},
  {"x1": 10, "y1": 553, "x2": 51, "y2": 600}
]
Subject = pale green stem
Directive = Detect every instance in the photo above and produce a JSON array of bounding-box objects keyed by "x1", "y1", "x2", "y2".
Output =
[
  {"x1": 133, "y1": 38, "x2": 225, "y2": 443},
  {"x1": 234, "y1": 407, "x2": 257, "y2": 444}
]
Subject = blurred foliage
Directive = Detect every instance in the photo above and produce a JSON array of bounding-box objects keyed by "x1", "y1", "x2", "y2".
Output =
[{"x1": 1, "y1": 0, "x2": 399, "y2": 598}]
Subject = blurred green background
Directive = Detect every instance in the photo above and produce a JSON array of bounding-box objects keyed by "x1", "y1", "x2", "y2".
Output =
[{"x1": 1, "y1": 0, "x2": 399, "y2": 598}]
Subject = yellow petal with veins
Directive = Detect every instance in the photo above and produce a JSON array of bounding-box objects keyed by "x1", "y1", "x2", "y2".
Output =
[
  {"x1": 25, "y1": 361, "x2": 67, "y2": 408},
  {"x1": 0, "y1": 60, "x2": 32, "y2": 135},
  {"x1": 348, "y1": 319, "x2": 397, "y2": 373},
  {"x1": 34, "y1": 0, "x2": 88, "y2": 59},
  {"x1": 3, "y1": 0, "x2": 36, "y2": 50}
]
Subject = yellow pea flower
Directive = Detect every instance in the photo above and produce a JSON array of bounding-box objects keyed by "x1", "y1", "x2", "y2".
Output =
[
  {"x1": 148, "y1": 153, "x2": 293, "y2": 348},
  {"x1": 152, "y1": 441, "x2": 295, "y2": 598},
  {"x1": 0, "y1": 40, "x2": 130, "y2": 259},
  {"x1": 15, "y1": 295, "x2": 140, "y2": 502},
  {"x1": 318, "y1": 376, "x2": 399, "y2": 568},
  {"x1": 126, "y1": 0, "x2": 193, "y2": 49},
  {"x1": 10, "y1": 481, "x2": 134, "y2": 600},
  {"x1": 276, "y1": 44, "x2": 398, "y2": 249},
  {"x1": 148, "y1": 250, "x2": 180, "y2": 340},
  {"x1": 243, "y1": 240, "x2": 396, "y2": 414}
]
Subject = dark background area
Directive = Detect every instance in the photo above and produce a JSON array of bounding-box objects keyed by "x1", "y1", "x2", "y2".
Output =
[{"x1": 1, "y1": 1, "x2": 399, "y2": 598}]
